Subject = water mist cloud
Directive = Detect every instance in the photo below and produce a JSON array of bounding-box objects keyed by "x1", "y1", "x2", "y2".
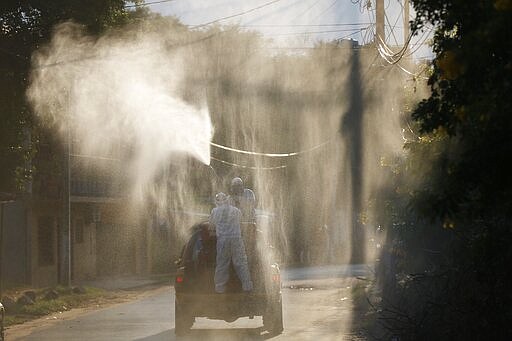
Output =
[{"x1": 27, "y1": 22, "x2": 212, "y2": 199}]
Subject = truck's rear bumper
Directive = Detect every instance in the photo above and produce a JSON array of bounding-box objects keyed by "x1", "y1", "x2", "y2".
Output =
[{"x1": 176, "y1": 292, "x2": 268, "y2": 318}]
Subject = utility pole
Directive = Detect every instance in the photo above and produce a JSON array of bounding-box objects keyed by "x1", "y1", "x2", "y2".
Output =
[
  {"x1": 375, "y1": 0, "x2": 385, "y2": 44},
  {"x1": 0, "y1": 193, "x2": 16, "y2": 299},
  {"x1": 60, "y1": 91, "x2": 72, "y2": 287},
  {"x1": 403, "y1": 0, "x2": 410, "y2": 45},
  {"x1": 0, "y1": 201, "x2": 4, "y2": 299}
]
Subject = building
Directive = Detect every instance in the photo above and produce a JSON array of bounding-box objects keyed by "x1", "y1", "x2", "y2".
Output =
[{"x1": 0, "y1": 133, "x2": 162, "y2": 289}]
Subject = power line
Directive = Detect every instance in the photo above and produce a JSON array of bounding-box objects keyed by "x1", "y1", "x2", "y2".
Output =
[
  {"x1": 210, "y1": 156, "x2": 287, "y2": 170},
  {"x1": 125, "y1": 0, "x2": 179, "y2": 8},
  {"x1": 239, "y1": 23, "x2": 371, "y2": 27},
  {"x1": 210, "y1": 139, "x2": 330, "y2": 158},
  {"x1": 190, "y1": 0, "x2": 285, "y2": 29},
  {"x1": 33, "y1": 31, "x2": 221, "y2": 69},
  {"x1": 311, "y1": 0, "x2": 339, "y2": 22},
  {"x1": 384, "y1": 8, "x2": 401, "y2": 46},
  {"x1": 336, "y1": 29, "x2": 367, "y2": 41},
  {"x1": 351, "y1": 0, "x2": 372, "y2": 14},
  {"x1": 266, "y1": 27, "x2": 370, "y2": 37},
  {"x1": 240, "y1": 0, "x2": 301, "y2": 27},
  {"x1": 289, "y1": 0, "x2": 324, "y2": 22}
]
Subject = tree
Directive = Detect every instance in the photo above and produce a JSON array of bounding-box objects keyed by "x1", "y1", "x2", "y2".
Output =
[
  {"x1": 410, "y1": 0, "x2": 512, "y2": 219},
  {"x1": 0, "y1": 0, "x2": 145, "y2": 192},
  {"x1": 374, "y1": 1, "x2": 512, "y2": 339}
]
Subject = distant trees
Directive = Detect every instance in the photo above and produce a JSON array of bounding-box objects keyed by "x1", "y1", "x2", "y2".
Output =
[
  {"x1": 374, "y1": 1, "x2": 512, "y2": 339},
  {"x1": 1, "y1": 1, "x2": 417, "y2": 271},
  {"x1": 0, "y1": 1, "x2": 146, "y2": 192}
]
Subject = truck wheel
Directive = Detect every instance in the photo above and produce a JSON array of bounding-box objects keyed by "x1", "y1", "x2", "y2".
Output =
[
  {"x1": 175, "y1": 300, "x2": 194, "y2": 336},
  {"x1": 263, "y1": 295, "x2": 284, "y2": 335}
]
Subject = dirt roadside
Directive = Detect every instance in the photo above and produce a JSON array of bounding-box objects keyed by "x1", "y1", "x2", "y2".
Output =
[{"x1": 5, "y1": 284, "x2": 170, "y2": 340}]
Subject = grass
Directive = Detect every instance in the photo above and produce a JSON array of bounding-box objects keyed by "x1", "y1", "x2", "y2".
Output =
[{"x1": 4, "y1": 286, "x2": 115, "y2": 327}]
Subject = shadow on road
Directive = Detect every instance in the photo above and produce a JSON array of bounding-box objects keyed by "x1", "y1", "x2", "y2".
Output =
[{"x1": 134, "y1": 327, "x2": 279, "y2": 341}]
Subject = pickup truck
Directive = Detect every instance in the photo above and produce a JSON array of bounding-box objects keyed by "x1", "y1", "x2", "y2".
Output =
[{"x1": 174, "y1": 221, "x2": 283, "y2": 336}]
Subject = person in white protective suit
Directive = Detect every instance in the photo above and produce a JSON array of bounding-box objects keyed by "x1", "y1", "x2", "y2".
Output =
[
  {"x1": 210, "y1": 192, "x2": 253, "y2": 293},
  {"x1": 228, "y1": 177, "x2": 256, "y2": 223}
]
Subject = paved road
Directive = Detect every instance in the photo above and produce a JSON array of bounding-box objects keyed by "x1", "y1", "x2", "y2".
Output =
[{"x1": 13, "y1": 265, "x2": 372, "y2": 341}]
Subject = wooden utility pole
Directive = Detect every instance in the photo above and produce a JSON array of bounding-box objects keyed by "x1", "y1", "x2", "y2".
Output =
[
  {"x1": 375, "y1": 0, "x2": 385, "y2": 44},
  {"x1": 403, "y1": 0, "x2": 410, "y2": 45},
  {"x1": 60, "y1": 95, "x2": 72, "y2": 287},
  {"x1": 0, "y1": 193, "x2": 16, "y2": 299}
]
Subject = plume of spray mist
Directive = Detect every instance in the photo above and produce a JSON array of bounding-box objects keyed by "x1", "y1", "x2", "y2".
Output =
[
  {"x1": 25, "y1": 17, "x2": 426, "y2": 308},
  {"x1": 27, "y1": 22, "x2": 213, "y2": 216}
]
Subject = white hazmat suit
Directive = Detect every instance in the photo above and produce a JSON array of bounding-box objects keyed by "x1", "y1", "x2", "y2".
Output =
[
  {"x1": 210, "y1": 194, "x2": 253, "y2": 293},
  {"x1": 229, "y1": 177, "x2": 256, "y2": 223}
]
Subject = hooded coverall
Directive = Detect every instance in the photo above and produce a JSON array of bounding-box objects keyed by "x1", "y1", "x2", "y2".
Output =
[
  {"x1": 210, "y1": 202, "x2": 253, "y2": 293},
  {"x1": 229, "y1": 188, "x2": 256, "y2": 223}
]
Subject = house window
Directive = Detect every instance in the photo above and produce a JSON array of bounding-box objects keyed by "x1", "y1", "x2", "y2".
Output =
[
  {"x1": 74, "y1": 218, "x2": 84, "y2": 244},
  {"x1": 38, "y1": 216, "x2": 55, "y2": 266}
]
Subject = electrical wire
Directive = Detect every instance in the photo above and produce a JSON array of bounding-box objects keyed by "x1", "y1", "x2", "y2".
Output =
[
  {"x1": 265, "y1": 27, "x2": 370, "y2": 37},
  {"x1": 376, "y1": 30, "x2": 415, "y2": 64},
  {"x1": 210, "y1": 139, "x2": 330, "y2": 158},
  {"x1": 190, "y1": 0, "x2": 285, "y2": 29},
  {"x1": 125, "y1": 0, "x2": 179, "y2": 8},
  {"x1": 358, "y1": 1, "x2": 430, "y2": 79},
  {"x1": 70, "y1": 153, "x2": 121, "y2": 161},
  {"x1": 375, "y1": 30, "x2": 431, "y2": 80},
  {"x1": 210, "y1": 156, "x2": 287, "y2": 170},
  {"x1": 33, "y1": 30, "x2": 222, "y2": 69},
  {"x1": 310, "y1": 0, "x2": 339, "y2": 22},
  {"x1": 351, "y1": 0, "x2": 372, "y2": 14},
  {"x1": 289, "y1": 0, "x2": 324, "y2": 22},
  {"x1": 401, "y1": 28, "x2": 433, "y2": 58},
  {"x1": 384, "y1": 9, "x2": 401, "y2": 46},
  {"x1": 239, "y1": 23, "x2": 371, "y2": 27},
  {"x1": 393, "y1": 62, "x2": 429, "y2": 80},
  {"x1": 336, "y1": 28, "x2": 368, "y2": 41}
]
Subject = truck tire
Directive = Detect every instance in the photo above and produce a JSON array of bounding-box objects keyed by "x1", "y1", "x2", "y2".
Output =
[
  {"x1": 263, "y1": 294, "x2": 284, "y2": 335},
  {"x1": 175, "y1": 300, "x2": 194, "y2": 336}
]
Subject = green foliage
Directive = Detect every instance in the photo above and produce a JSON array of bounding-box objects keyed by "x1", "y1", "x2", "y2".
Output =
[
  {"x1": 0, "y1": 0, "x2": 141, "y2": 192},
  {"x1": 374, "y1": 1, "x2": 512, "y2": 340},
  {"x1": 4, "y1": 286, "x2": 110, "y2": 326},
  {"x1": 19, "y1": 286, "x2": 105, "y2": 316},
  {"x1": 410, "y1": 0, "x2": 512, "y2": 220}
]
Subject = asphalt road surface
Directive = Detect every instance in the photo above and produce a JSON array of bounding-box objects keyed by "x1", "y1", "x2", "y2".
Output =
[{"x1": 12, "y1": 265, "x2": 371, "y2": 341}]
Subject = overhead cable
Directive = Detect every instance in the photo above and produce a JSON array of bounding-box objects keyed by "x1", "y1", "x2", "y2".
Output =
[
  {"x1": 384, "y1": 9, "x2": 401, "y2": 46},
  {"x1": 190, "y1": 0, "x2": 284, "y2": 29},
  {"x1": 239, "y1": 23, "x2": 371, "y2": 27},
  {"x1": 336, "y1": 29, "x2": 366, "y2": 41},
  {"x1": 266, "y1": 27, "x2": 370, "y2": 37},
  {"x1": 311, "y1": 0, "x2": 339, "y2": 22},
  {"x1": 376, "y1": 32, "x2": 415, "y2": 64},
  {"x1": 70, "y1": 153, "x2": 121, "y2": 161},
  {"x1": 33, "y1": 31, "x2": 221, "y2": 69},
  {"x1": 125, "y1": 0, "x2": 179, "y2": 8},
  {"x1": 289, "y1": 0, "x2": 324, "y2": 22},
  {"x1": 375, "y1": 39, "x2": 430, "y2": 80},
  {"x1": 210, "y1": 156, "x2": 287, "y2": 170},
  {"x1": 394, "y1": 62, "x2": 429, "y2": 80},
  {"x1": 210, "y1": 139, "x2": 330, "y2": 158}
]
